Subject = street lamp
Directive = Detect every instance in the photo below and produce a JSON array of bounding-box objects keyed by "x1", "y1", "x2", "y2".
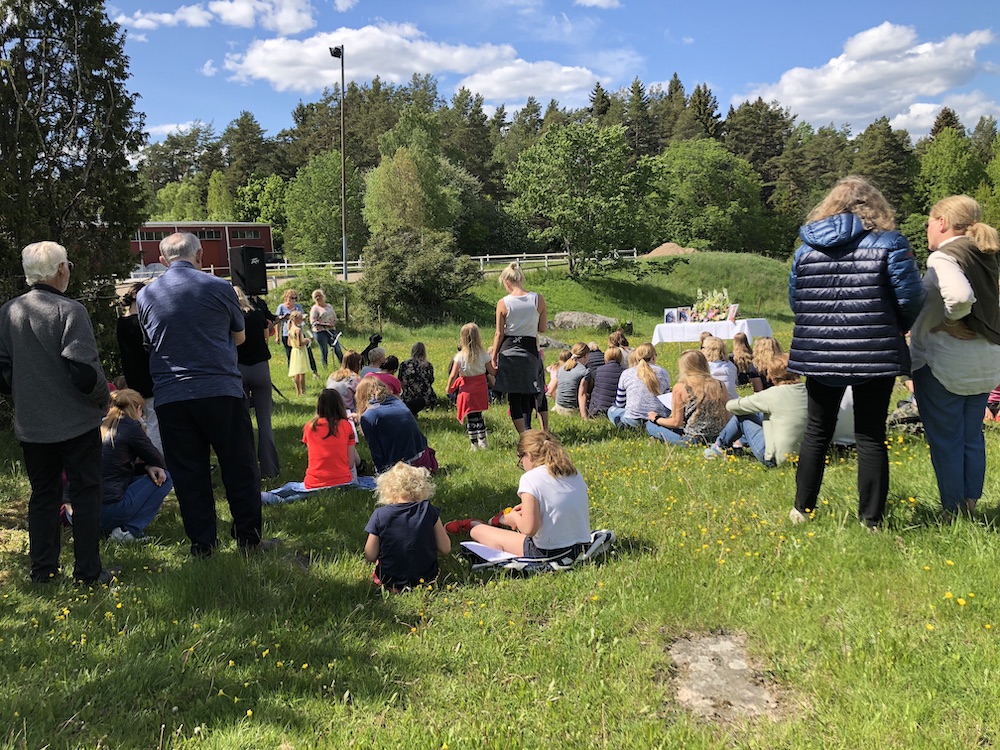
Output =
[{"x1": 329, "y1": 45, "x2": 348, "y2": 282}]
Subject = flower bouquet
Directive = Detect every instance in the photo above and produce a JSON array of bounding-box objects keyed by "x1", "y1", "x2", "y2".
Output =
[{"x1": 689, "y1": 288, "x2": 732, "y2": 323}]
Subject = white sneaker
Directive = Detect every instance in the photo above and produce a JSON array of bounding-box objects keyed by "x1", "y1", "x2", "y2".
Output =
[
  {"x1": 110, "y1": 526, "x2": 139, "y2": 543},
  {"x1": 478, "y1": 438, "x2": 489, "y2": 450},
  {"x1": 788, "y1": 508, "x2": 808, "y2": 525}
]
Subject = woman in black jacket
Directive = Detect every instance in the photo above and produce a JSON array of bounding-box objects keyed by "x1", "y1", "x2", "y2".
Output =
[
  {"x1": 100, "y1": 389, "x2": 172, "y2": 542},
  {"x1": 787, "y1": 176, "x2": 925, "y2": 529}
]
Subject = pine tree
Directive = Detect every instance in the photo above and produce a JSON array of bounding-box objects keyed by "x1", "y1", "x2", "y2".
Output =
[
  {"x1": 672, "y1": 83, "x2": 721, "y2": 141},
  {"x1": 624, "y1": 78, "x2": 656, "y2": 160},
  {"x1": 722, "y1": 98, "x2": 795, "y2": 200},
  {"x1": 930, "y1": 107, "x2": 965, "y2": 139},
  {"x1": 589, "y1": 82, "x2": 612, "y2": 125},
  {"x1": 851, "y1": 117, "x2": 918, "y2": 214},
  {"x1": 650, "y1": 73, "x2": 686, "y2": 145}
]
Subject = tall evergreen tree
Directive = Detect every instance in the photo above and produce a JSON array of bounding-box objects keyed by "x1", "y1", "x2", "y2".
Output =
[
  {"x1": 541, "y1": 99, "x2": 570, "y2": 134},
  {"x1": 0, "y1": 0, "x2": 147, "y2": 369},
  {"x1": 722, "y1": 98, "x2": 795, "y2": 201},
  {"x1": 439, "y1": 88, "x2": 497, "y2": 196},
  {"x1": 970, "y1": 116, "x2": 998, "y2": 167},
  {"x1": 493, "y1": 97, "x2": 543, "y2": 172},
  {"x1": 771, "y1": 123, "x2": 852, "y2": 225},
  {"x1": 624, "y1": 78, "x2": 656, "y2": 160},
  {"x1": 930, "y1": 107, "x2": 965, "y2": 139},
  {"x1": 589, "y1": 82, "x2": 612, "y2": 124},
  {"x1": 917, "y1": 127, "x2": 982, "y2": 209},
  {"x1": 650, "y1": 73, "x2": 686, "y2": 145},
  {"x1": 672, "y1": 83, "x2": 721, "y2": 141},
  {"x1": 851, "y1": 117, "x2": 918, "y2": 214},
  {"x1": 219, "y1": 111, "x2": 273, "y2": 195}
]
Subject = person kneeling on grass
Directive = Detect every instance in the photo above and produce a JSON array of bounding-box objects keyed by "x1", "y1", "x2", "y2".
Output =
[
  {"x1": 445, "y1": 430, "x2": 591, "y2": 559},
  {"x1": 100, "y1": 388, "x2": 173, "y2": 542},
  {"x1": 703, "y1": 354, "x2": 808, "y2": 467},
  {"x1": 356, "y1": 377, "x2": 438, "y2": 474},
  {"x1": 364, "y1": 462, "x2": 451, "y2": 590},
  {"x1": 262, "y1": 389, "x2": 372, "y2": 504}
]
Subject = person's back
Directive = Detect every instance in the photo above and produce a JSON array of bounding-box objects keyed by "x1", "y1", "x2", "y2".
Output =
[
  {"x1": 588, "y1": 360, "x2": 624, "y2": 416},
  {"x1": 138, "y1": 264, "x2": 244, "y2": 405},
  {"x1": 708, "y1": 359, "x2": 738, "y2": 400},
  {"x1": 503, "y1": 292, "x2": 540, "y2": 336},
  {"x1": 366, "y1": 499, "x2": 441, "y2": 587},
  {"x1": 556, "y1": 362, "x2": 588, "y2": 410},
  {"x1": 361, "y1": 396, "x2": 427, "y2": 472},
  {"x1": 303, "y1": 417, "x2": 355, "y2": 489},
  {"x1": 727, "y1": 383, "x2": 808, "y2": 465}
]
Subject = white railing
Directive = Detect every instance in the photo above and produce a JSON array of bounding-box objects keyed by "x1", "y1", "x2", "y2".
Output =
[{"x1": 123, "y1": 249, "x2": 639, "y2": 286}]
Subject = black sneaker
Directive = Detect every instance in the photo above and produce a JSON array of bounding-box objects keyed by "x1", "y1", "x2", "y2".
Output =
[{"x1": 75, "y1": 567, "x2": 121, "y2": 585}]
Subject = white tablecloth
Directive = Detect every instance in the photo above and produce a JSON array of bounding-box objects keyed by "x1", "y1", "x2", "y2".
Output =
[{"x1": 651, "y1": 319, "x2": 773, "y2": 345}]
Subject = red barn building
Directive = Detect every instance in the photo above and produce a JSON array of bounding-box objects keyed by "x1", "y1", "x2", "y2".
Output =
[{"x1": 130, "y1": 222, "x2": 275, "y2": 275}]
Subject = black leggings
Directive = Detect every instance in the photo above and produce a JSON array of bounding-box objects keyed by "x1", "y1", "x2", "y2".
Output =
[{"x1": 507, "y1": 393, "x2": 540, "y2": 422}]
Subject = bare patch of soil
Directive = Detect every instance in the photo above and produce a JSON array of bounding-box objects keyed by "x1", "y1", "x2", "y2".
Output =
[
  {"x1": 642, "y1": 242, "x2": 698, "y2": 258},
  {"x1": 668, "y1": 633, "x2": 781, "y2": 723}
]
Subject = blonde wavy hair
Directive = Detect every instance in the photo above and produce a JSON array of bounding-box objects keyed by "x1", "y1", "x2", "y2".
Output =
[
  {"x1": 564, "y1": 342, "x2": 589, "y2": 371},
  {"x1": 517, "y1": 430, "x2": 577, "y2": 478},
  {"x1": 768, "y1": 354, "x2": 800, "y2": 386},
  {"x1": 677, "y1": 349, "x2": 728, "y2": 416},
  {"x1": 102, "y1": 388, "x2": 145, "y2": 443},
  {"x1": 807, "y1": 175, "x2": 896, "y2": 232},
  {"x1": 355, "y1": 377, "x2": 390, "y2": 416},
  {"x1": 701, "y1": 336, "x2": 728, "y2": 363},
  {"x1": 930, "y1": 195, "x2": 1000, "y2": 253},
  {"x1": 731, "y1": 332, "x2": 753, "y2": 375},
  {"x1": 375, "y1": 461, "x2": 435, "y2": 506},
  {"x1": 751, "y1": 337, "x2": 783, "y2": 383}
]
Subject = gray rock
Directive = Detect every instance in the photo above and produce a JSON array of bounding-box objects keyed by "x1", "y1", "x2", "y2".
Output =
[
  {"x1": 553, "y1": 311, "x2": 619, "y2": 330},
  {"x1": 538, "y1": 334, "x2": 569, "y2": 350}
]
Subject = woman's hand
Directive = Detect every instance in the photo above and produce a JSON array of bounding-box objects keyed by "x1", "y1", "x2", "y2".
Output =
[
  {"x1": 931, "y1": 319, "x2": 976, "y2": 340},
  {"x1": 647, "y1": 411, "x2": 660, "y2": 423},
  {"x1": 146, "y1": 466, "x2": 167, "y2": 486}
]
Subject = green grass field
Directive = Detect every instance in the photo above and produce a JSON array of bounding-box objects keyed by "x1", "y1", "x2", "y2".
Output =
[{"x1": 3, "y1": 253, "x2": 1000, "y2": 749}]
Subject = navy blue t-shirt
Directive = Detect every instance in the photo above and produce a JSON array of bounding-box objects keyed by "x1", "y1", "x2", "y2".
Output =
[{"x1": 364, "y1": 500, "x2": 440, "y2": 587}]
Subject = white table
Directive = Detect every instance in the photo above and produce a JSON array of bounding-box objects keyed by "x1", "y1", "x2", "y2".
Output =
[{"x1": 651, "y1": 319, "x2": 773, "y2": 345}]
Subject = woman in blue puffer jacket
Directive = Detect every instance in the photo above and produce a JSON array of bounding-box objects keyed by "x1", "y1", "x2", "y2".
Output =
[{"x1": 787, "y1": 176, "x2": 925, "y2": 529}]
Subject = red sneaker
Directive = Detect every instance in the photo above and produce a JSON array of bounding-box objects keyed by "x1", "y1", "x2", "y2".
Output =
[
  {"x1": 488, "y1": 512, "x2": 505, "y2": 528},
  {"x1": 444, "y1": 519, "x2": 473, "y2": 535}
]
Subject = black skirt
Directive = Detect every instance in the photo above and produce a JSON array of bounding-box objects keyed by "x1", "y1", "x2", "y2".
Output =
[{"x1": 494, "y1": 335, "x2": 543, "y2": 395}]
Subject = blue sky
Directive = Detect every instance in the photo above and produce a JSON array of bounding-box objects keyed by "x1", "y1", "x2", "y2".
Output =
[{"x1": 109, "y1": 0, "x2": 1000, "y2": 143}]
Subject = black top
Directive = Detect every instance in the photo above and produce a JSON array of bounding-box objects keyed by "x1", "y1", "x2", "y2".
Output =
[
  {"x1": 364, "y1": 500, "x2": 440, "y2": 587},
  {"x1": 116, "y1": 315, "x2": 154, "y2": 397},
  {"x1": 102, "y1": 416, "x2": 165, "y2": 504},
  {"x1": 237, "y1": 308, "x2": 272, "y2": 365}
]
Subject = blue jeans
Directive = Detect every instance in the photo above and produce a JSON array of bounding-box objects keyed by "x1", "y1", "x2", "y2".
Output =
[
  {"x1": 912, "y1": 365, "x2": 989, "y2": 513},
  {"x1": 100, "y1": 473, "x2": 173, "y2": 536},
  {"x1": 645, "y1": 421, "x2": 689, "y2": 443},
  {"x1": 314, "y1": 330, "x2": 343, "y2": 368},
  {"x1": 716, "y1": 414, "x2": 770, "y2": 464},
  {"x1": 608, "y1": 407, "x2": 644, "y2": 429},
  {"x1": 262, "y1": 476, "x2": 376, "y2": 504}
]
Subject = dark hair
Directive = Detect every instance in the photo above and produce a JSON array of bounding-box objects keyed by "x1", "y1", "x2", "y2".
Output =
[
  {"x1": 120, "y1": 281, "x2": 145, "y2": 307},
  {"x1": 312, "y1": 388, "x2": 348, "y2": 437},
  {"x1": 381, "y1": 355, "x2": 399, "y2": 374}
]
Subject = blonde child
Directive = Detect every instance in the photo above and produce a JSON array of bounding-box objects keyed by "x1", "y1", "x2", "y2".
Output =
[
  {"x1": 287, "y1": 310, "x2": 311, "y2": 396},
  {"x1": 446, "y1": 323, "x2": 497, "y2": 450},
  {"x1": 445, "y1": 430, "x2": 591, "y2": 559},
  {"x1": 364, "y1": 462, "x2": 450, "y2": 590},
  {"x1": 702, "y1": 336, "x2": 738, "y2": 399}
]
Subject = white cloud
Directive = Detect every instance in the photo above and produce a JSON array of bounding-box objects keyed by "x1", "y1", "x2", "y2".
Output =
[
  {"x1": 201, "y1": 59, "x2": 219, "y2": 76},
  {"x1": 117, "y1": 0, "x2": 314, "y2": 36},
  {"x1": 459, "y1": 60, "x2": 597, "y2": 102},
  {"x1": 890, "y1": 91, "x2": 1000, "y2": 136},
  {"x1": 574, "y1": 0, "x2": 621, "y2": 7},
  {"x1": 334, "y1": 0, "x2": 358, "y2": 10},
  {"x1": 735, "y1": 23, "x2": 996, "y2": 134},
  {"x1": 682, "y1": 36, "x2": 693, "y2": 45},
  {"x1": 587, "y1": 47, "x2": 643, "y2": 81},
  {"x1": 224, "y1": 22, "x2": 516, "y2": 92},
  {"x1": 146, "y1": 122, "x2": 198, "y2": 137}
]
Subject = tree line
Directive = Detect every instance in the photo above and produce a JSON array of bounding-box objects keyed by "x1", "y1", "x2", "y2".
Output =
[{"x1": 3, "y1": 2, "x2": 1000, "y2": 332}]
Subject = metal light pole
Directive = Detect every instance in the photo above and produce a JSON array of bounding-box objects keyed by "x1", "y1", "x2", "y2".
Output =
[{"x1": 329, "y1": 45, "x2": 348, "y2": 282}]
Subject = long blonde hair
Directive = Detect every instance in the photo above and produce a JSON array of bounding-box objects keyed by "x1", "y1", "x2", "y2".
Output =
[
  {"x1": 701, "y1": 336, "x2": 727, "y2": 363},
  {"x1": 807, "y1": 175, "x2": 896, "y2": 232},
  {"x1": 633, "y1": 343, "x2": 661, "y2": 395},
  {"x1": 678, "y1": 349, "x2": 728, "y2": 413},
  {"x1": 731, "y1": 332, "x2": 753, "y2": 374},
  {"x1": 459, "y1": 323, "x2": 486, "y2": 365},
  {"x1": 752, "y1": 337, "x2": 783, "y2": 383},
  {"x1": 517, "y1": 430, "x2": 577, "y2": 478},
  {"x1": 930, "y1": 195, "x2": 1000, "y2": 253},
  {"x1": 331, "y1": 350, "x2": 362, "y2": 382},
  {"x1": 102, "y1": 388, "x2": 145, "y2": 443},
  {"x1": 233, "y1": 286, "x2": 253, "y2": 313}
]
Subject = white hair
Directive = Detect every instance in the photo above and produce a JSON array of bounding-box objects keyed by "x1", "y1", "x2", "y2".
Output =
[
  {"x1": 159, "y1": 232, "x2": 201, "y2": 262},
  {"x1": 22, "y1": 241, "x2": 67, "y2": 285}
]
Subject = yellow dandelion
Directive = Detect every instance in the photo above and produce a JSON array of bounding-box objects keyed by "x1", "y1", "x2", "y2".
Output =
[
  {"x1": 301, "y1": 663, "x2": 309, "y2": 670},
  {"x1": 946, "y1": 560, "x2": 955, "y2": 566},
  {"x1": 246, "y1": 709, "x2": 253, "y2": 718},
  {"x1": 926, "y1": 624, "x2": 935, "y2": 631},
  {"x1": 958, "y1": 599, "x2": 966, "y2": 606},
  {"x1": 986, "y1": 624, "x2": 993, "y2": 630},
  {"x1": 945, "y1": 592, "x2": 953, "y2": 599}
]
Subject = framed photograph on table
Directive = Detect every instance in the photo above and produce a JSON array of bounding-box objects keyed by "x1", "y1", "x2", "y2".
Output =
[
  {"x1": 663, "y1": 308, "x2": 678, "y2": 324},
  {"x1": 677, "y1": 306, "x2": 691, "y2": 323},
  {"x1": 726, "y1": 304, "x2": 739, "y2": 323}
]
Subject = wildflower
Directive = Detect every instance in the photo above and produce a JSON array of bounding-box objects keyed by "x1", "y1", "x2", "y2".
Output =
[
  {"x1": 945, "y1": 592, "x2": 953, "y2": 599},
  {"x1": 958, "y1": 599, "x2": 966, "y2": 606},
  {"x1": 946, "y1": 560, "x2": 955, "y2": 566},
  {"x1": 926, "y1": 624, "x2": 935, "y2": 631},
  {"x1": 246, "y1": 709, "x2": 253, "y2": 718}
]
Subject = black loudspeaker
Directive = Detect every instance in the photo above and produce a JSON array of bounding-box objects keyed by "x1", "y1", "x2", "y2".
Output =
[{"x1": 229, "y1": 245, "x2": 267, "y2": 296}]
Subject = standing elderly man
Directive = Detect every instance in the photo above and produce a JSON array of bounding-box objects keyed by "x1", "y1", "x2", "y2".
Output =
[
  {"x1": 0, "y1": 242, "x2": 112, "y2": 583},
  {"x1": 138, "y1": 232, "x2": 277, "y2": 556}
]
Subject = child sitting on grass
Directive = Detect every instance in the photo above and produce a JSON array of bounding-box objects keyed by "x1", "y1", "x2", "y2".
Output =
[
  {"x1": 364, "y1": 461, "x2": 451, "y2": 590},
  {"x1": 445, "y1": 430, "x2": 591, "y2": 559}
]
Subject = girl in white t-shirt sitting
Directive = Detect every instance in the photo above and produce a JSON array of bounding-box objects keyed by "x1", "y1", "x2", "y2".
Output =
[
  {"x1": 446, "y1": 323, "x2": 497, "y2": 450},
  {"x1": 445, "y1": 430, "x2": 591, "y2": 558}
]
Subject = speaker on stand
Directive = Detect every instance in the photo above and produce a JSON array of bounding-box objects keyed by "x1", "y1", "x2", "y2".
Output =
[{"x1": 229, "y1": 245, "x2": 268, "y2": 296}]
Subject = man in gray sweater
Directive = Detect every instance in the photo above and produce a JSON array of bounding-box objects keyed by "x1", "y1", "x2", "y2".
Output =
[{"x1": 0, "y1": 242, "x2": 112, "y2": 583}]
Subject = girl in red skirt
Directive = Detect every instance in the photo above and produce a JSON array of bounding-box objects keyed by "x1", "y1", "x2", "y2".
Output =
[{"x1": 446, "y1": 323, "x2": 497, "y2": 450}]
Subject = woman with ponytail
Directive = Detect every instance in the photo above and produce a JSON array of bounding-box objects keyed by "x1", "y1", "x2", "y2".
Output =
[
  {"x1": 444, "y1": 430, "x2": 591, "y2": 559},
  {"x1": 911, "y1": 195, "x2": 1000, "y2": 519},
  {"x1": 607, "y1": 343, "x2": 671, "y2": 428}
]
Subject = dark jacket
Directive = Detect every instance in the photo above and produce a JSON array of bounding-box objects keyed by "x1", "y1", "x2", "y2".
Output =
[
  {"x1": 788, "y1": 213, "x2": 925, "y2": 380},
  {"x1": 588, "y1": 361, "x2": 625, "y2": 416},
  {"x1": 102, "y1": 416, "x2": 166, "y2": 504}
]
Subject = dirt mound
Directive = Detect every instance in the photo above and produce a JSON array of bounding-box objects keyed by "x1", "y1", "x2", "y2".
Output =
[{"x1": 642, "y1": 242, "x2": 697, "y2": 258}]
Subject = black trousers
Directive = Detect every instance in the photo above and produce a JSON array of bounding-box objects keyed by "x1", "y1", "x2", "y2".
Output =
[
  {"x1": 156, "y1": 396, "x2": 262, "y2": 555},
  {"x1": 794, "y1": 376, "x2": 894, "y2": 526},
  {"x1": 22, "y1": 429, "x2": 104, "y2": 581}
]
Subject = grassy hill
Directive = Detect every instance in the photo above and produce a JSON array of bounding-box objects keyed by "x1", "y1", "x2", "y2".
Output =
[{"x1": 3, "y1": 254, "x2": 1000, "y2": 749}]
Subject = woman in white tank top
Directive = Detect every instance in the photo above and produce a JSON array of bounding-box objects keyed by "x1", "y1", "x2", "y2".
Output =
[{"x1": 491, "y1": 262, "x2": 549, "y2": 434}]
